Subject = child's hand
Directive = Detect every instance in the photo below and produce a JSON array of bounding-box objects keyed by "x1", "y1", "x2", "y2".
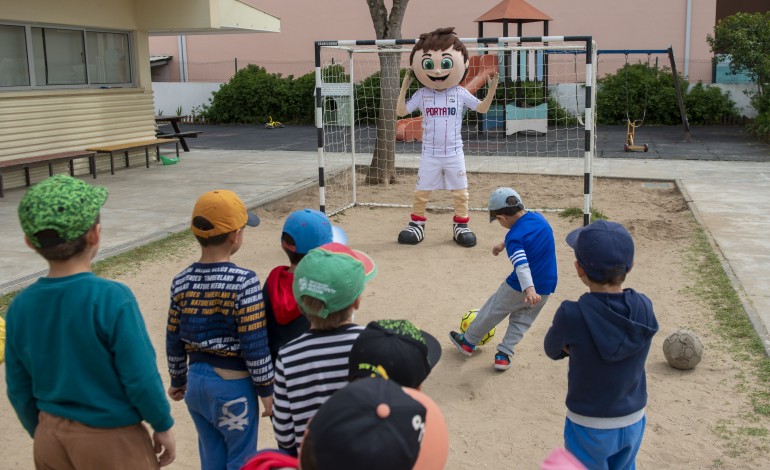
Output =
[
  {"x1": 153, "y1": 429, "x2": 176, "y2": 467},
  {"x1": 167, "y1": 385, "x2": 186, "y2": 401},
  {"x1": 523, "y1": 286, "x2": 541, "y2": 306},
  {"x1": 492, "y1": 241, "x2": 505, "y2": 256},
  {"x1": 563, "y1": 345, "x2": 570, "y2": 355},
  {"x1": 260, "y1": 395, "x2": 274, "y2": 417}
]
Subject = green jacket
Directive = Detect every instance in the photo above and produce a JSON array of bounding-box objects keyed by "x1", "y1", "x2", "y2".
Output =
[{"x1": 5, "y1": 273, "x2": 173, "y2": 436}]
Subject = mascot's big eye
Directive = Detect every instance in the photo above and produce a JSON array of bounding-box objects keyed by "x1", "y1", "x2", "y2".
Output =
[
  {"x1": 422, "y1": 58, "x2": 435, "y2": 70},
  {"x1": 441, "y1": 58, "x2": 454, "y2": 69}
]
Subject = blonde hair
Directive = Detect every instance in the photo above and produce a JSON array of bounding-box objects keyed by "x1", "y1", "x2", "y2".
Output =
[{"x1": 300, "y1": 296, "x2": 354, "y2": 330}]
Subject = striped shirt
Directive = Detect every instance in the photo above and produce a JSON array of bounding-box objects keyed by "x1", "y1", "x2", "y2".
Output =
[
  {"x1": 504, "y1": 211, "x2": 558, "y2": 295},
  {"x1": 271, "y1": 324, "x2": 363, "y2": 452},
  {"x1": 406, "y1": 85, "x2": 480, "y2": 157},
  {"x1": 166, "y1": 262, "x2": 274, "y2": 396}
]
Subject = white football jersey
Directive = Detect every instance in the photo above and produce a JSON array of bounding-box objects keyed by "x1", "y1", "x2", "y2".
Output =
[{"x1": 406, "y1": 86, "x2": 480, "y2": 157}]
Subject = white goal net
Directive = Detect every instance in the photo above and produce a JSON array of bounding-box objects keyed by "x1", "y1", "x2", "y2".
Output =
[{"x1": 314, "y1": 36, "x2": 597, "y2": 225}]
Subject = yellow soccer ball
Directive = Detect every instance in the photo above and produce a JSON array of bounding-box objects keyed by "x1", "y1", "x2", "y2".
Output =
[{"x1": 460, "y1": 309, "x2": 496, "y2": 346}]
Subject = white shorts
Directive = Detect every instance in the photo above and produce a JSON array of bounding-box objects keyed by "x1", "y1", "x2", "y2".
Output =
[{"x1": 416, "y1": 153, "x2": 468, "y2": 191}]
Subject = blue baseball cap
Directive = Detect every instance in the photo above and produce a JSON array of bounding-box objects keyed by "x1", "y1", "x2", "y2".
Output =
[
  {"x1": 566, "y1": 220, "x2": 634, "y2": 280},
  {"x1": 283, "y1": 209, "x2": 333, "y2": 254}
]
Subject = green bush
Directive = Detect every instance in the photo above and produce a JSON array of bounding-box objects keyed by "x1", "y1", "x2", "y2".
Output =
[
  {"x1": 201, "y1": 65, "x2": 315, "y2": 125},
  {"x1": 685, "y1": 82, "x2": 740, "y2": 124},
  {"x1": 597, "y1": 63, "x2": 739, "y2": 125}
]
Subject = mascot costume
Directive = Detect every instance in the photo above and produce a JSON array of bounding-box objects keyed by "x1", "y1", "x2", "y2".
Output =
[{"x1": 396, "y1": 26, "x2": 498, "y2": 247}]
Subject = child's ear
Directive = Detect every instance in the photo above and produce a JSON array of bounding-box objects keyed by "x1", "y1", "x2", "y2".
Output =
[
  {"x1": 574, "y1": 260, "x2": 586, "y2": 277},
  {"x1": 85, "y1": 223, "x2": 101, "y2": 246},
  {"x1": 228, "y1": 228, "x2": 243, "y2": 243},
  {"x1": 352, "y1": 295, "x2": 362, "y2": 310}
]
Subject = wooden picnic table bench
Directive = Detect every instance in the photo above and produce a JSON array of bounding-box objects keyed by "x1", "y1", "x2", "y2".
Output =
[
  {"x1": 86, "y1": 138, "x2": 179, "y2": 175},
  {"x1": 155, "y1": 116, "x2": 200, "y2": 152},
  {"x1": 0, "y1": 150, "x2": 96, "y2": 198}
]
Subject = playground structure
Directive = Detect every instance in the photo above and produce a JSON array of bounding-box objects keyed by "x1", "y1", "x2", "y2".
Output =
[{"x1": 598, "y1": 47, "x2": 691, "y2": 150}]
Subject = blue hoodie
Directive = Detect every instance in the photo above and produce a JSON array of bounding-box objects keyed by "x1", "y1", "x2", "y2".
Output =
[{"x1": 544, "y1": 289, "x2": 658, "y2": 422}]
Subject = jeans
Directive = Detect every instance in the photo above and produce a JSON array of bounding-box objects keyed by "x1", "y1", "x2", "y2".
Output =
[
  {"x1": 564, "y1": 416, "x2": 646, "y2": 470},
  {"x1": 185, "y1": 362, "x2": 258, "y2": 470},
  {"x1": 464, "y1": 282, "x2": 550, "y2": 356}
]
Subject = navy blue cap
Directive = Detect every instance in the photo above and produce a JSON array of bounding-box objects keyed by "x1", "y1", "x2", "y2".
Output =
[{"x1": 566, "y1": 220, "x2": 634, "y2": 280}]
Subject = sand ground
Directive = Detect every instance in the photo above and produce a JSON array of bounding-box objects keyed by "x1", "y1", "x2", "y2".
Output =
[{"x1": 1, "y1": 173, "x2": 768, "y2": 469}]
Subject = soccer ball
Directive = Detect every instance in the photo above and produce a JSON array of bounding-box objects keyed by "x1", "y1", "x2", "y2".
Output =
[
  {"x1": 662, "y1": 329, "x2": 704, "y2": 370},
  {"x1": 460, "y1": 309, "x2": 496, "y2": 346}
]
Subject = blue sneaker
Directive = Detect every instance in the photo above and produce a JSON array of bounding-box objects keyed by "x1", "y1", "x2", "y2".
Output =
[
  {"x1": 494, "y1": 352, "x2": 512, "y2": 371},
  {"x1": 449, "y1": 331, "x2": 475, "y2": 357}
]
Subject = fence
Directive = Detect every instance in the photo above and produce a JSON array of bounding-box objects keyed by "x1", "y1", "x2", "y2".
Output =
[
  {"x1": 152, "y1": 59, "x2": 315, "y2": 83},
  {"x1": 151, "y1": 56, "x2": 745, "y2": 86}
]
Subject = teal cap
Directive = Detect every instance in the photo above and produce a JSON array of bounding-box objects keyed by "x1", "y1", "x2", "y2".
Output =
[
  {"x1": 18, "y1": 175, "x2": 107, "y2": 248},
  {"x1": 293, "y1": 242, "x2": 377, "y2": 318}
]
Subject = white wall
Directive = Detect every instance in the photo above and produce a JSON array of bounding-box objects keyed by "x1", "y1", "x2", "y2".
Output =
[
  {"x1": 151, "y1": 81, "x2": 222, "y2": 116},
  {"x1": 713, "y1": 84, "x2": 757, "y2": 118}
]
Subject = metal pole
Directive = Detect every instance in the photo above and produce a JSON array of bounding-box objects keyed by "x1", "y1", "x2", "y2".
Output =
[
  {"x1": 668, "y1": 46, "x2": 691, "y2": 143},
  {"x1": 314, "y1": 42, "x2": 327, "y2": 213}
]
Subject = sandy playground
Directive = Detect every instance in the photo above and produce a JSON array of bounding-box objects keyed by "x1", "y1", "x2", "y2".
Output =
[{"x1": 1, "y1": 173, "x2": 768, "y2": 469}]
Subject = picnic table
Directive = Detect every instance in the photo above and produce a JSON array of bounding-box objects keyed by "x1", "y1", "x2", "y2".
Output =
[{"x1": 154, "y1": 115, "x2": 200, "y2": 152}]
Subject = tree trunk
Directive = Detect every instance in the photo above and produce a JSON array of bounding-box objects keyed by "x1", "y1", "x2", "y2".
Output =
[{"x1": 364, "y1": 0, "x2": 409, "y2": 185}]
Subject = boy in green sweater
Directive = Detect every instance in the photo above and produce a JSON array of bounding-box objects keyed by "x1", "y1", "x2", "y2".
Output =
[{"x1": 5, "y1": 175, "x2": 175, "y2": 469}]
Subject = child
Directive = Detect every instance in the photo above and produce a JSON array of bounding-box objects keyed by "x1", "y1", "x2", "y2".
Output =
[
  {"x1": 6, "y1": 175, "x2": 175, "y2": 469},
  {"x1": 264, "y1": 209, "x2": 333, "y2": 364},
  {"x1": 166, "y1": 189, "x2": 274, "y2": 470},
  {"x1": 299, "y1": 377, "x2": 449, "y2": 470},
  {"x1": 271, "y1": 242, "x2": 376, "y2": 455},
  {"x1": 348, "y1": 319, "x2": 442, "y2": 389},
  {"x1": 396, "y1": 26, "x2": 499, "y2": 247},
  {"x1": 450, "y1": 187, "x2": 557, "y2": 370},
  {"x1": 544, "y1": 220, "x2": 658, "y2": 470}
]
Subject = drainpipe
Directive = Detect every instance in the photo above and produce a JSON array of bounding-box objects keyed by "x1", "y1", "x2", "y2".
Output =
[
  {"x1": 177, "y1": 34, "x2": 188, "y2": 82},
  {"x1": 684, "y1": 0, "x2": 691, "y2": 80}
]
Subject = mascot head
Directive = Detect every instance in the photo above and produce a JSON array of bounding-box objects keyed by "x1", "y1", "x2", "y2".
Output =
[{"x1": 409, "y1": 27, "x2": 469, "y2": 91}]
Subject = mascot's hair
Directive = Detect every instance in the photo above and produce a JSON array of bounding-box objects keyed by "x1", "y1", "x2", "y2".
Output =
[{"x1": 409, "y1": 27, "x2": 469, "y2": 65}]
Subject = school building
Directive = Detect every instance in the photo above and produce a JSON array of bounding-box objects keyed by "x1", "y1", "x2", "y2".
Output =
[{"x1": 0, "y1": 0, "x2": 279, "y2": 192}]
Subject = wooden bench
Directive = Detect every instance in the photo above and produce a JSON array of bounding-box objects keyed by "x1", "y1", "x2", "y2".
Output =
[
  {"x1": 0, "y1": 150, "x2": 96, "y2": 198},
  {"x1": 87, "y1": 138, "x2": 179, "y2": 175}
]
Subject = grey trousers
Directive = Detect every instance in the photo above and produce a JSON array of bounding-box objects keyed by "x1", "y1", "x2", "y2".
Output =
[{"x1": 464, "y1": 282, "x2": 550, "y2": 356}]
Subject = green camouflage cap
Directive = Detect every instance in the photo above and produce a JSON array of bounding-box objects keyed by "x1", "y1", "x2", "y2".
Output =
[{"x1": 18, "y1": 175, "x2": 108, "y2": 248}]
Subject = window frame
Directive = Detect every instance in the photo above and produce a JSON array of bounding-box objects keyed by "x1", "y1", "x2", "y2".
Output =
[{"x1": 0, "y1": 21, "x2": 135, "y2": 91}]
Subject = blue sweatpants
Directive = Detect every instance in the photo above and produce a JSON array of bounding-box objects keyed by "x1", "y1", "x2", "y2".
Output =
[
  {"x1": 564, "y1": 416, "x2": 646, "y2": 470},
  {"x1": 185, "y1": 362, "x2": 259, "y2": 470}
]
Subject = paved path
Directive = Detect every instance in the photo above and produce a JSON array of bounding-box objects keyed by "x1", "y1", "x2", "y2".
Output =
[{"x1": 0, "y1": 126, "x2": 768, "y2": 351}]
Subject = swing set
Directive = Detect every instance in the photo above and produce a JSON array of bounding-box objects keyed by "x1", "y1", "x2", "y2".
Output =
[{"x1": 598, "y1": 47, "x2": 691, "y2": 152}]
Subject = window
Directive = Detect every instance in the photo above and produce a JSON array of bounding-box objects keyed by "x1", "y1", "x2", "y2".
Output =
[
  {"x1": 32, "y1": 28, "x2": 87, "y2": 85},
  {"x1": 87, "y1": 31, "x2": 131, "y2": 84},
  {"x1": 0, "y1": 25, "x2": 30, "y2": 87},
  {"x1": 0, "y1": 23, "x2": 132, "y2": 89}
]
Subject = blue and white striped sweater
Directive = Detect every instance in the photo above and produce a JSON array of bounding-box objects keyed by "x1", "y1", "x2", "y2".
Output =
[{"x1": 504, "y1": 212, "x2": 558, "y2": 295}]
